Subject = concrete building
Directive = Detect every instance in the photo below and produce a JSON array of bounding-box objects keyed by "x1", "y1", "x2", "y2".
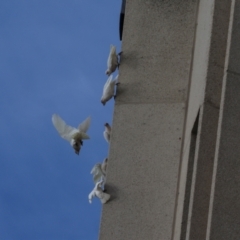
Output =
[{"x1": 99, "y1": 0, "x2": 240, "y2": 239}]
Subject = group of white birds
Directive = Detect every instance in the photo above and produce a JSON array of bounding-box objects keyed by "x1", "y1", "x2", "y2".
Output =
[{"x1": 51, "y1": 45, "x2": 121, "y2": 204}]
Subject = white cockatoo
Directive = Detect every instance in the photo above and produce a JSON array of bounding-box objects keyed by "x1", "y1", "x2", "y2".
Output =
[
  {"x1": 91, "y1": 158, "x2": 108, "y2": 184},
  {"x1": 105, "y1": 45, "x2": 119, "y2": 75},
  {"x1": 52, "y1": 114, "x2": 91, "y2": 155},
  {"x1": 103, "y1": 123, "x2": 111, "y2": 144},
  {"x1": 88, "y1": 180, "x2": 110, "y2": 204},
  {"x1": 101, "y1": 75, "x2": 119, "y2": 105}
]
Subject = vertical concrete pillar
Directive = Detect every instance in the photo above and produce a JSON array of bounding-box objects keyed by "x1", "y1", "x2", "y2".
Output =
[
  {"x1": 206, "y1": 1, "x2": 240, "y2": 239},
  {"x1": 181, "y1": 1, "x2": 233, "y2": 240},
  {"x1": 99, "y1": 1, "x2": 198, "y2": 239},
  {"x1": 173, "y1": 0, "x2": 233, "y2": 238}
]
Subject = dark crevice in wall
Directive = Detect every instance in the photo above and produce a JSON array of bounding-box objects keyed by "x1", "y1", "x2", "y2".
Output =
[
  {"x1": 119, "y1": 0, "x2": 126, "y2": 41},
  {"x1": 180, "y1": 110, "x2": 200, "y2": 240}
]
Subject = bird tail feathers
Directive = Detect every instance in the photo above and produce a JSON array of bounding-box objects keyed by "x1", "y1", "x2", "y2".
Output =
[
  {"x1": 81, "y1": 132, "x2": 90, "y2": 139},
  {"x1": 100, "y1": 193, "x2": 110, "y2": 204}
]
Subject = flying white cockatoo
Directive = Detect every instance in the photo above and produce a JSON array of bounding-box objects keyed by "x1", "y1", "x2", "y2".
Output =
[
  {"x1": 91, "y1": 158, "x2": 108, "y2": 184},
  {"x1": 103, "y1": 123, "x2": 111, "y2": 144},
  {"x1": 105, "y1": 45, "x2": 121, "y2": 75},
  {"x1": 88, "y1": 180, "x2": 110, "y2": 204},
  {"x1": 101, "y1": 75, "x2": 119, "y2": 105},
  {"x1": 52, "y1": 114, "x2": 91, "y2": 155}
]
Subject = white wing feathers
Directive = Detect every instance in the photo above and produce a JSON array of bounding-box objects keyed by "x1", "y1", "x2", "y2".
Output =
[
  {"x1": 78, "y1": 116, "x2": 91, "y2": 133},
  {"x1": 101, "y1": 75, "x2": 118, "y2": 105},
  {"x1": 88, "y1": 190, "x2": 96, "y2": 204},
  {"x1": 106, "y1": 45, "x2": 118, "y2": 75},
  {"x1": 108, "y1": 45, "x2": 117, "y2": 66},
  {"x1": 103, "y1": 131, "x2": 110, "y2": 143},
  {"x1": 88, "y1": 180, "x2": 110, "y2": 204},
  {"x1": 103, "y1": 75, "x2": 113, "y2": 92},
  {"x1": 101, "y1": 158, "x2": 108, "y2": 174},
  {"x1": 78, "y1": 117, "x2": 91, "y2": 139},
  {"x1": 98, "y1": 192, "x2": 110, "y2": 204},
  {"x1": 52, "y1": 114, "x2": 78, "y2": 142},
  {"x1": 110, "y1": 44, "x2": 116, "y2": 55},
  {"x1": 52, "y1": 114, "x2": 91, "y2": 142},
  {"x1": 90, "y1": 164, "x2": 102, "y2": 175},
  {"x1": 91, "y1": 163, "x2": 104, "y2": 184}
]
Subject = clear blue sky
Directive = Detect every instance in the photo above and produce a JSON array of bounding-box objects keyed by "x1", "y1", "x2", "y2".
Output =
[{"x1": 0, "y1": 1, "x2": 121, "y2": 239}]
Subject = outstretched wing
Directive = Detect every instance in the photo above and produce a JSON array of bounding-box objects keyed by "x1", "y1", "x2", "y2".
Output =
[
  {"x1": 78, "y1": 116, "x2": 91, "y2": 134},
  {"x1": 52, "y1": 114, "x2": 78, "y2": 142},
  {"x1": 88, "y1": 190, "x2": 96, "y2": 204}
]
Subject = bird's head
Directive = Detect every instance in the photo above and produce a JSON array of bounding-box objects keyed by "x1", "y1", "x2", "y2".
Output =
[
  {"x1": 105, "y1": 69, "x2": 110, "y2": 75},
  {"x1": 104, "y1": 123, "x2": 111, "y2": 133},
  {"x1": 101, "y1": 99, "x2": 106, "y2": 106},
  {"x1": 72, "y1": 141, "x2": 80, "y2": 155}
]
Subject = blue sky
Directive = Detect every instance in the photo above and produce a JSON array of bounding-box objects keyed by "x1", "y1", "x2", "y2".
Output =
[{"x1": 0, "y1": 1, "x2": 121, "y2": 239}]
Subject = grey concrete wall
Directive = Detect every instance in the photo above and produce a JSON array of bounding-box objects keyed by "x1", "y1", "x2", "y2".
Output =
[
  {"x1": 174, "y1": 0, "x2": 233, "y2": 238},
  {"x1": 99, "y1": 1, "x2": 198, "y2": 239},
  {"x1": 99, "y1": 0, "x2": 240, "y2": 239},
  {"x1": 207, "y1": 0, "x2": 240, "y2": 239},
  {"x1": 180, "y1": 112, "x2": 200, "y2": 240},
  {"x1": 174, "y1": 0, "x2": 215, "y2": 237},
  {"x1": 185, "y1": 1, "x2": 233, "y2": 240}
]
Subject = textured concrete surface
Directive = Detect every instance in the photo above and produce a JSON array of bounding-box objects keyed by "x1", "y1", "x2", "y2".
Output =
[
  {"x1": 173, "y1": 0, "x2": 233, "y2": 238},
  {"x1": 180, "y1": 115, "x2": 199, "y2": 240},
  {"x1": 99, "y1": 0, "x2": 198, "y2": 239},
  {"x1": 100, "y1": 104, "x2": 185, "y2": 240},
  {"x1": 116, "y1": 0, "x2": 197, "y2": 105},
  {"x1": 99, "y1": 0, "x2": 240, "y2": 239},
  {"x1": 188, "y1": 103, "x2": 221, "y2": 240},
  {"x1": 209, "y1": 73, "x2": 240, "y2": 239},
  {"x1": 185, "y1": 1, "x2": 232, "y2": 240},
  {"x1": 174, "y1": 0, "x2": 214, "y2": 236},
  {"x1": 207, "y1": 1, "x2": 240, "y2": 239}
]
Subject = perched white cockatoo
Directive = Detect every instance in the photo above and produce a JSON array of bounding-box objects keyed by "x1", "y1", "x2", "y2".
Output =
[
  {"x1": 105, "y1": 45, "x2": 119, "y2": 75},
  {"x1": 101, "y1": 75, "x2": 119, "y2": 105},
  {"x1": 88, "y1": 180, "x2": 110, "y2": 204},
  {"x1": 52, "y1": 114, "x2": 91, "y2": 155},
  {"x1": 103, "y1": 123, "x2": 111, "y2": 144},
  {"x1": 91, "y1": 158, "x2": 108, "y2": 184}
]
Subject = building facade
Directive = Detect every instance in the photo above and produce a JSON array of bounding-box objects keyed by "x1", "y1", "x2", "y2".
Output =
[{"x1": 99, "y1": 1, "x2": 240, "y2": 239}]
